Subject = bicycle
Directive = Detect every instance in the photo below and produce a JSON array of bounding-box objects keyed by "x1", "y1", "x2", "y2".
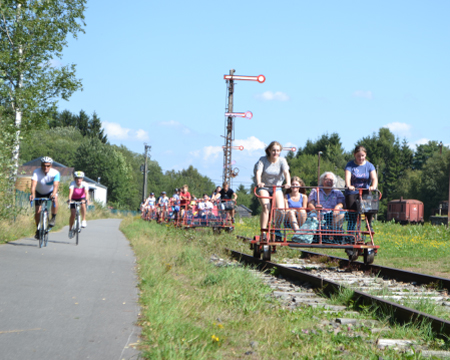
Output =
[
  {"x1": 31, "y1": 198, "x2": 52, "y2": 248},
  {"x1": 68, "y1": 200, "x2": 84, "y2": 245}
]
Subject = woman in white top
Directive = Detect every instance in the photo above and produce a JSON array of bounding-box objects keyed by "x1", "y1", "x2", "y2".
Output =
[{"x1": 254, "y1": 141, "x2": 291, "y2": 234}]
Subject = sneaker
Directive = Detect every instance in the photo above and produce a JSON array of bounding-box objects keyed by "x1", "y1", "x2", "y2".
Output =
[
  {"x1": 34, "y1": 230, "x2": 40, "y2": 240},
  {"x1": 81, "y1": 220, "x2": 87, "y2": 228},
  {"x1": 49, "y1": 215, "x2": 56, "y2": 227},
  {"x1": 68, "y1": 229, "x2": 74, "y2": 239},
  {"x1": 275, "y1": 230, "x2": 283, "y2": 242},
  {"x1": 231, "y1": 217, "x2": 235, "y2": 224}
]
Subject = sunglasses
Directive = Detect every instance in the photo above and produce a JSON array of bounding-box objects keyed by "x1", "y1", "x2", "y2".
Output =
[{"x1": 42, "y1": 165, "x2": 51, "y2": 168}]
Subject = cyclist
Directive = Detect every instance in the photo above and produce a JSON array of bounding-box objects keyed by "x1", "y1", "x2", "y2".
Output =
[
  {"x1": 29, "y1": 156, "x2": 60, "y2": 239},
  {"x1": 68, "y1": 171, "x2": 90, "y2": 238}
]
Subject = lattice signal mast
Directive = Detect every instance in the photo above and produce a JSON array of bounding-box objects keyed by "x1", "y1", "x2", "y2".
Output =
[{"x1": 222, "y1": 69, "x2": 265, "y2": 184}]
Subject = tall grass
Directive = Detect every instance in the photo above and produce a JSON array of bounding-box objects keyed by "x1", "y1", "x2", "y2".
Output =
[{"x1": 121, "y1": 218, "x2": 447, "y2": 359}]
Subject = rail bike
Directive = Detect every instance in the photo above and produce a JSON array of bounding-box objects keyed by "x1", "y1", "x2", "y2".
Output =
[
  {"x1": 142, "y1": 198, "x2": 234, "y2": 233},
  {"x1": 179, "y1": 199, "x2": 234, "y2": 233},
  {"x1": 249, "y1": 186, "x2": 381, "y2": 265}
]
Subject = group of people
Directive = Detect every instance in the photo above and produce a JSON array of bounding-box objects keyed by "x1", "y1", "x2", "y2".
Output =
[
  {"x1": 29, "y1": 157, "x2": 90, "y2": 240},
  {"x1": 254, "y1": 141, "x2": 378, "y2": 240},
  {"x1": 141, "y1": 182, "x2": 238, "y2": 223}
]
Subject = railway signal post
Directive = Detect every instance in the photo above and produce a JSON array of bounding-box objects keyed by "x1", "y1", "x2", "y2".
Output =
[{"x1": 222, "y1": 69, "x2": 265, "y2": 185}]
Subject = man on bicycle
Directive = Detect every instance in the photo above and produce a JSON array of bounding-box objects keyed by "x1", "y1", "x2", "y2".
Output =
[
  {"x1": 68, "y1": 171, "x2": 90, "y2": 238},
  {"x1": 29, "y1": 157, "x2": 60, "y2": 239}
]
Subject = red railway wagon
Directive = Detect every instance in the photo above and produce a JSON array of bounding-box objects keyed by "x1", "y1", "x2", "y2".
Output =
[{"x1": 387, "y1": 197, "x2": 424, "y2": 224}]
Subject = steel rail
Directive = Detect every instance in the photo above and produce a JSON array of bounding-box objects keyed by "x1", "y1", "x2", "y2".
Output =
[
  {"x1": 227, "y1": 248, "x2": 450, "y2": 338},
  {"x1": 236, "y1": 235, "x2": 450, "y2": 291},
  {"x1": 299, "y1": 250, "x2": 450, "y2": 292}
]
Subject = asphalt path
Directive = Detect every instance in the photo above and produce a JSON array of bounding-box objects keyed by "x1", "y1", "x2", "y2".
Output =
[{"x1": 0, "y1": 219, "x2": 141, "y2": 360}]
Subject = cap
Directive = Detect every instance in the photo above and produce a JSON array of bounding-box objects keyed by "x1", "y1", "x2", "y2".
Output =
[
  {"x1": 162, "y1": 191, "x2": 166, "y2": 194},
  {"x1": 151, "y1": 192, "x2": 154, "y2": 195}
]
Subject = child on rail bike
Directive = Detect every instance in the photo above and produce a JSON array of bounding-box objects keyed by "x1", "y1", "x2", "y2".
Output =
[{"x1": 68, "y1": 171, "x2": 90, "y2": 239}]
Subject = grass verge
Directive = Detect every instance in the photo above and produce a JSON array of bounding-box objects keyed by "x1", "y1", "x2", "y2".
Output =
[{"x1": 121, "y1": 217, "x2": 448, "y2": 359}]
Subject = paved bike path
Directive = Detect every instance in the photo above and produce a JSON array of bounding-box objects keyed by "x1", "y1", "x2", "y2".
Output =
[{"x1": 0, "y1": 219, "x2": 141, "y2": 360}]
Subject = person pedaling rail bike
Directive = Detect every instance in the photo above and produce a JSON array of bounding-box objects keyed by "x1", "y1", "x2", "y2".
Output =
[
  {"x1": 142, "y1": 192, "x2": 156, "y2": 218},
  {"x1": 179, "y1": 184, "x2": 191, "y2": 218},
  {"x1": 306, "y1": 172, "x2": 345, "y2": 241},
  {"x1": 171, "y1": 188, "x2": 181, "y2": 220},
  {"x1": 344, "y1": 145, "x2": 378, "y2": 231},
  {"x1": 254, "y1": 141, "x2": 291, "y2": 240},
  {"x1": 157, "y1": 191, "x2": 170, "y2": 221},
  {"x1": 68, "y1": 171, "x2": 90, "y2": 239},
  {"x1": 29, "y1": 156, "x2": 60, "y2": 240},
  {"x1": 219, "y1": 182, "x2": 238, "y2": 223}
]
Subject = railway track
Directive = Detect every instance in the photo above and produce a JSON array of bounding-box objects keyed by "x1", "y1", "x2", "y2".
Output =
[{"x1": 230, "y1": 237, "x2": 450, "y2": 338}]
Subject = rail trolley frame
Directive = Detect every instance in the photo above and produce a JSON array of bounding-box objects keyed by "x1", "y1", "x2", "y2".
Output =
[{"x1": 250, "y1": 186, "x2": 381, "y2": 264}]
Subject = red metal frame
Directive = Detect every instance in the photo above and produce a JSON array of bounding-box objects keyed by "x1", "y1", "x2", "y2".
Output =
[{"x1": 251, "y1": 186, "x2": 381, "y2": 258}]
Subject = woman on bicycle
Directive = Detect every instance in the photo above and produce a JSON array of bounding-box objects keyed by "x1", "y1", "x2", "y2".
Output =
[{"x1": 68, "y1": 171, "x2": 90, "y2": 238}]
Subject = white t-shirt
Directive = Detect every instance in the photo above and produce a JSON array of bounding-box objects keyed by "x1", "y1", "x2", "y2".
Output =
[{"x1": 32, "y1": 168, "x2": 61, "y2": 194}]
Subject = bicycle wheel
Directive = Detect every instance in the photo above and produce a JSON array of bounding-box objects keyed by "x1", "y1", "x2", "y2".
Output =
[
  {"x1": 76, "y1": 212, "x2": 80, "y2": 245},
  {"x1": 39, "y1": 210, "x2": 47, "y2": 248}
]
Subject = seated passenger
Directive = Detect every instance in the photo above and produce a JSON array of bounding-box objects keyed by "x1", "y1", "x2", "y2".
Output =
[
  {"x1": 308, "y1": 172, "x2": 345, "y2": 231},
  {"x1": 198, "y1": 194, "x2": 214, "y2": 218},
  {"x1": 284, "y1": 176, "x2": 307, "y2": 233},
  {"x1": 211, "y1": 186, "x2": 222, "y2": 204}
]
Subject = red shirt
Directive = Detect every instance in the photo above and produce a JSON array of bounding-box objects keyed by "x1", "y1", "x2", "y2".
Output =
[{"x1": 180, "y1": 191, "x2": 191, "y2": 207}]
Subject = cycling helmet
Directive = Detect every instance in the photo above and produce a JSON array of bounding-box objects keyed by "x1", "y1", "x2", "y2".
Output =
[
  {"x1": 41, "y1": 156, "x2": 53, "y2": 164},
  {"x1": 74, "y1": 171, "x2": 85, "y2": 179}
]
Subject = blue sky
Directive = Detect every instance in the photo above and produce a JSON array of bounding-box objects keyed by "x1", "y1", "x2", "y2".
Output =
[{"x1": 59, "y1": 0, "x2": 450, "y2": 188}]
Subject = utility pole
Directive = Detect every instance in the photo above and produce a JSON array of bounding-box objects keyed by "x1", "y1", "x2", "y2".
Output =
[{"x1": 142, "y1": 144, "x2": 151, "y2": 203}]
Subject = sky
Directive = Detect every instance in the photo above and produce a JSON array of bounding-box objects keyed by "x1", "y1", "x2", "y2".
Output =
[{"x1": 59, "y1": 0, "x2": 450, "y2": 188}]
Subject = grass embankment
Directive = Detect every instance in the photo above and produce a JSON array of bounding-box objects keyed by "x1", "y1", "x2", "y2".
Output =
[
  {"x1": 0, "y1": 199, "x2": 115, "y2": 244},
  {"x1": 121, "y1": 218, "x2": 447, "y2": 359}
]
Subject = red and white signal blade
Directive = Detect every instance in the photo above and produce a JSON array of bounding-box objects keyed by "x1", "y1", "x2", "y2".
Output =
[{"x1": 223, "y1": 74, "x2": 265, "y2": 83}]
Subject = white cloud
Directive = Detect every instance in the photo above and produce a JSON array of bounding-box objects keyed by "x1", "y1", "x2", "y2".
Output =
[
  {"x1": 202, "y1": 146, "x2": 222, "y2": 160},
  {"x1": 135, "y1": 129, "x2": 149, "y2": 140},
  {"x1": 409, "y1": 138, "x2": 430, "y2": 149},
  {"x1": 234, "y1": 136, "x2": 266, "y2": 152},
  {"x1": 384, "y1": 122, "x2": 411, "y2": 137},
  {"x1": 352, "y1": 90, "x2": 373, "y2": 99},
  {"x1": 255, "y1": 91, "x2": 290, "y2": 101},
  {"x1": 102, "y1": 121, "x2": 148, "y2": 141}
]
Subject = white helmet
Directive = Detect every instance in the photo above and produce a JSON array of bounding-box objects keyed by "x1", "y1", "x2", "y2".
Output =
[
  {"x1": 41, "y1": 156, "x2": 53, "y2": 164},
  {"x1": 74, "y1": 171, "x2": 85, "y2": 179}
]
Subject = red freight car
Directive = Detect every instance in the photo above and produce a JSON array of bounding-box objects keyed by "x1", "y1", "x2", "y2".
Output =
[{"x1": 387, "y1": 197, "x2": 424, "y2": 224}]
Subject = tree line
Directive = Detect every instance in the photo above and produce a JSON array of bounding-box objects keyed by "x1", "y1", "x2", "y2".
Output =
[{"x1": 19, "y1": 109, "x2": 216, "y2": 210}]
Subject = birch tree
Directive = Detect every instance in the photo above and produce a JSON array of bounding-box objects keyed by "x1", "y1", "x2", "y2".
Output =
[{"x1": 0, "y1": 0, "x2": 86, "y2": 188}]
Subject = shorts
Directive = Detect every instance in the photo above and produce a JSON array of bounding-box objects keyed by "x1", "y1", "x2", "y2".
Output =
[
  {"x1": 70, "y1": 198, "x2": 85, "y2": 209},
  {"x1": 256, "y1": 187, "x2": 282, "y2": 197},
  {"x1": 34, "y1": 191, "x2": 55, "y2": 206}
]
